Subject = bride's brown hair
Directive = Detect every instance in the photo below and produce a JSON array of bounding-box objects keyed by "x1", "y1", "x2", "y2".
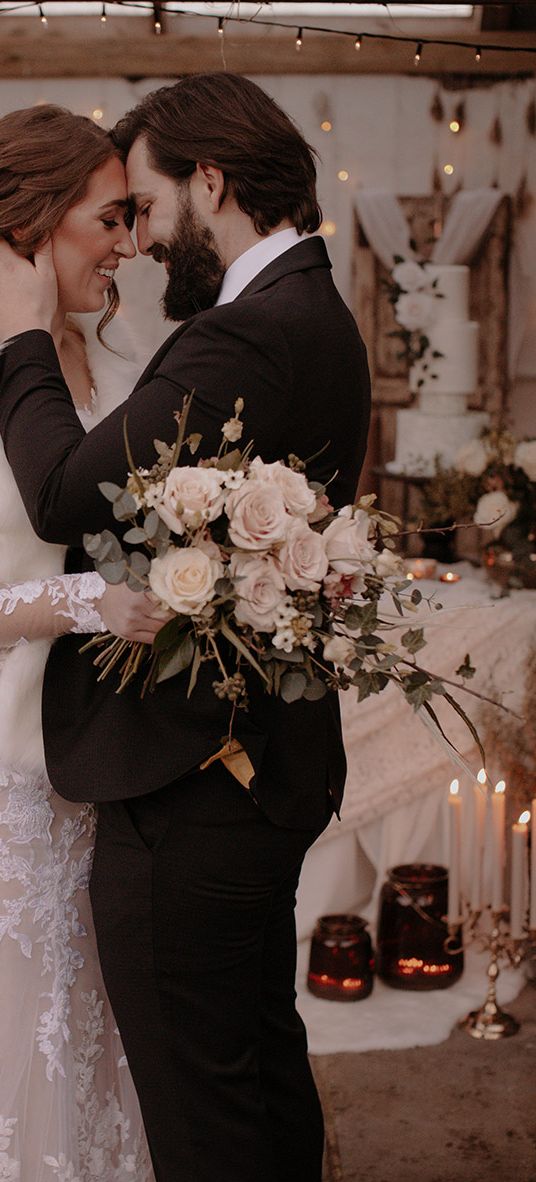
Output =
[{"x1": 0, "y1": 103, "x2": 123, "y2": 339}]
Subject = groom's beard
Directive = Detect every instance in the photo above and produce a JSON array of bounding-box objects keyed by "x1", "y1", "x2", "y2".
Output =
[{"x1": 156, "y1": 193, "x2": 226, "y2": 321}]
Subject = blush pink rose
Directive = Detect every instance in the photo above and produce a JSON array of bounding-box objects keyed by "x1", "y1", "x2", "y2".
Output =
[
  {"x1": 230, "y1": 552, "x2": 286, "y2": 632},
  {"x1": 279, "y1": 518, "x2": 328, "y2": 591},
  {"x1": 226, "y1": 482, "x2": 287, "y2": 551}
]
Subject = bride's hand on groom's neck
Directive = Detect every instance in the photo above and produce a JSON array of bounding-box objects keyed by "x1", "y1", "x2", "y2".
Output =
[{"x1": 0, "y1": 238, "x2": 56, "y2": 342}]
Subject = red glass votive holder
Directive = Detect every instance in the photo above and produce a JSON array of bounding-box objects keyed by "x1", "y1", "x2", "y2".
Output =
[
  {"x1": 376, "y1": 864, "x2": 463, "y2": 991},
  {"x1": 307, "y1": 914, "x2": 374, "y2": 1001}
]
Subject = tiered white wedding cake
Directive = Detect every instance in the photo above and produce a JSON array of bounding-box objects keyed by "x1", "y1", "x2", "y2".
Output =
[{"x1": 387, "y1": 265, "x2": 488, "y2": 477}]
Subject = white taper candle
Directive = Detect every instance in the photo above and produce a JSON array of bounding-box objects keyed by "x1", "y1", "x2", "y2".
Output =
[
  {"x1": 510, "y1": 811, "x2": 529, "y2": 940},
  {"x1": 448, "y1": 779, "x2": 462, "y2": 924},
  {"x1": 470, "y1": 768, "x2": 487, "y2": 912},
  {"x1": 491, "y1": 781, "x2": 506, "y2": 912}
]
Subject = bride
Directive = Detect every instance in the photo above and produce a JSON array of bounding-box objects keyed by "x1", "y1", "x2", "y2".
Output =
[{"x1": 0, "y1": 105, "x2": 165, "y2": 1180}]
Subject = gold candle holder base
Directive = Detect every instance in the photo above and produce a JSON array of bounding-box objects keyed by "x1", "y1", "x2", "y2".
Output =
[
  {"x1": 460, "y1": 1001, "x2": 519, "y2": 1040},
  {"x1": 459, "y1": 911, "x2": 531, "y2": 1040}
]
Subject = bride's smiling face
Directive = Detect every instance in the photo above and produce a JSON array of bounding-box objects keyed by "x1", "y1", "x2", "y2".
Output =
[{"x1": 52, "y1": 156, "x2": 136, "y2": 314}]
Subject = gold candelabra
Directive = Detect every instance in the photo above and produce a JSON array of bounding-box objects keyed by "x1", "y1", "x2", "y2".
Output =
[{"x1": 453, "y1": 907, "x2": 535, "y2": 1040}]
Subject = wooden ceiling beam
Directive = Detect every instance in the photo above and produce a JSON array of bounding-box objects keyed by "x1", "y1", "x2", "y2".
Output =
[{"x1": 0, "y1": 19, "x2": 533, "y2": 77}]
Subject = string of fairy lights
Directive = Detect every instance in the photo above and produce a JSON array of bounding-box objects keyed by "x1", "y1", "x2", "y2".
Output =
[{"x1": 6, "y1": 2, "x2": 536, "y2": 67}]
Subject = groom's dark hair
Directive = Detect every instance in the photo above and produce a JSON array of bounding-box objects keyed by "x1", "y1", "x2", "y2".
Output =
[{"x1": 113, "y1": 73, "x2": 321, "y2": 236}]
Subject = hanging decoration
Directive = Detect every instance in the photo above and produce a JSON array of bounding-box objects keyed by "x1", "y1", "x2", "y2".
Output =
[
  {"x1": 527, "y1": 97, "x2": 536, "y2": 137},
  {"x1": 489, "y1": 115, "x2": 503, "y2": 146},
  {"x1": 430, "y1": 90, "x2": 445, "y2": 124},
  {"x1": 515, "y1": 174, "x2": 534, "y2": 220}
]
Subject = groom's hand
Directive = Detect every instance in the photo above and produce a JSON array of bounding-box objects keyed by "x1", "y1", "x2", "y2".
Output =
[{"x1": 0, "y1": 238, "x2": 56, "y2": 342}]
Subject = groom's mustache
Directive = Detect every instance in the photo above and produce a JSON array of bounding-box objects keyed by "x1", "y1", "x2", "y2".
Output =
[{"x1": 150, "y1": 243, "x2": 168, "y2": 265}]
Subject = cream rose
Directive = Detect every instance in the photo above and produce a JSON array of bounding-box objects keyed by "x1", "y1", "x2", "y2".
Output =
[
  {"x1": 514, "y1": 440, "x2": 536, "y2": 483},
  {"x1": 392, "y1": 260, "x2": 427, "y2": 293},
  {"x1": 323, "y1": 635, "x2": 355, "y2": 667},
  {"x1": 226, "y1": 482, "x2": 287, "y2": 551},
  {"x1": 456, "y1": 438, "x2": 489, "y2": 477},
  {"x1": 323, "y1": 509, "x2": 376, "y2": 574},
  {"x1": 248, "y1": 457, "x2": 316, "y2": 518},
  {"x1": 279, "y1": 518, "x2": 328, "y2": 591},
  {"x1": 149, "y1": 543, "x2": 223, "y2": 616},
  {"x1": 157, "y1": 466, "x2": 226, "y2": 534},
  {"x1": 394, "y1": 291, "x2": 437, "y2": 332},
  {"x1": 473, "y1": 491, "x2": 519, "y2": 539},
  {"x1": 230, "y1": 552, "x2": 286, "y2": 632}
]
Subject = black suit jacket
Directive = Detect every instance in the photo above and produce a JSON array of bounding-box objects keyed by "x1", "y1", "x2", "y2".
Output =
[{"x1": 0, "y1": 237, "x2": 370, "y2": 828}]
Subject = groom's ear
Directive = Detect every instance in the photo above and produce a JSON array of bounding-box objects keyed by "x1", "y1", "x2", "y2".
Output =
[{"x1": 194, "y1": 163, "x2": 227, "y2": 214}]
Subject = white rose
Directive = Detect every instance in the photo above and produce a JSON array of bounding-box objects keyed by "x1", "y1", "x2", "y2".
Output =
[
  {"x1": 230, "y1": 552, "x2": 286, "y2": 632},
  {"x1": 226, "y1": 481, "x2": 287, "y2": 551},
  {"x1": 323, "y1": 635, "x2": 356, "y2": 667},
  {"x1": 473, "y1": 491, "x2": 519, "y2": 539},
  {"x1": 248, "y1": 457, "x2": 316, "y2": 517},
  {"x1": 149, "y1": 543, "x2": 223, "y2": 616},
  {"x1": 323, "y1": 509, "x2": 376, "y2": 574},
  {"x1": 514, "y1": 440, "x2": 536, "y2": 483},
  {"x1": 157, "y1": 466, "x2": 226, "y2": 534},
  {"x1": 279, "y1": 518, "x2": 329, "y2": 591},
  {"x1": 456, "y1": 438, "x2": 489, "y2": 477},
  {"x1": 375, "y1": 549, "x2": 404, "y2": 577},
  {"x1": 394, "y1": 291, "x2": 437, "y2": 332},
  {"x1": 392, "y1": 260, "x2": 427, "y2": 293}
]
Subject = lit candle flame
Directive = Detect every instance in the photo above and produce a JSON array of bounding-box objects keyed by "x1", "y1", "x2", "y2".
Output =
[
  {"x1": 477, "y1": 768, "x2": 487, "y2": 785},
  {"x1": 519, "y1": 810, "x2": 530, "y2": 825},
  {"x1": 494, "y1": 780, "x2": 506, "y2": 795},
  {"x1": 449, "y1": 779, "x2": 460, "y2": 796}
]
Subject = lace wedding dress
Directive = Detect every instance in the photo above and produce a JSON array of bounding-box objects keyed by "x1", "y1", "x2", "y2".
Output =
[{"x1": 0, "y1": 319, "x2": 155, "y2": 1182}]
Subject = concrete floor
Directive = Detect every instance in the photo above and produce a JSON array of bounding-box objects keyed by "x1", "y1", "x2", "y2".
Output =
[{"x1": 313, "y1": 982, "x2": 536, "y2": 1182}]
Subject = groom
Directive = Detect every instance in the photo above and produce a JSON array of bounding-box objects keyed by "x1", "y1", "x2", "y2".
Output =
[{"x1": 0, "y1": 75, "x2": 370, "y2": 1181}]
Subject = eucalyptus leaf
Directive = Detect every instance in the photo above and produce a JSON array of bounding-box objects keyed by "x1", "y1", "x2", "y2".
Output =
[
  {"x1": 303, "y1": 678, "x2": 327, "y2": 701},
  {"x1": 280, "y1": 671, "x2": 307, "y2": 703},
  {"x1": 123, "y1": 527, "x2": 147, "y2": 544},
  {"x1": 97, "y1": 559, "x2": 128, "y2": 585},
  {"x1": 112, "y1": 491, "x2": 138, "y2": 521},
  {"x1": 83, "y1": 532, "x2": 102, "y2": 557},
  {"x1": 144, "y1": 510, "x2": 161, "y2": 540},
  {"x1": 98, "y1": 481, "x2": 124, "y2": 503}
]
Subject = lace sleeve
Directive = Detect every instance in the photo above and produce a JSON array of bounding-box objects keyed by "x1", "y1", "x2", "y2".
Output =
[{"x1": 0, "y1": 571, "x2": 107, "y2": 647}]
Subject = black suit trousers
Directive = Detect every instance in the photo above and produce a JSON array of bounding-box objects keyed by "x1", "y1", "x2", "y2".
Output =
[{"x1": 89, "y1": 762, "x2": 329, "y2": 1182}]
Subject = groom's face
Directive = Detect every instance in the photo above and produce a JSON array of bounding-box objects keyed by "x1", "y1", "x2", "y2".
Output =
[{"x1": 126, "y1": 137, "x2": 225, "y2": 320}]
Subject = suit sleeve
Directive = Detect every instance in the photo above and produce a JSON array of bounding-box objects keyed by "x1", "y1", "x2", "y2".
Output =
[{"x1": 0, "y1": 312, "x2": 291, "y2": 546}]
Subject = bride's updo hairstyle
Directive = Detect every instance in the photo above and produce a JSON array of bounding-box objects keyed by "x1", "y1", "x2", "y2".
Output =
[{"x1": 0, "y1": 103, "x2": 123, "y2": 336}]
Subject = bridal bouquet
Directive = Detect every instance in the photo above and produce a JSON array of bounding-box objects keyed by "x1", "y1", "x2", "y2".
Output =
[{"x1": 82, "y1": 394, "x2": 484, "y2": 760}]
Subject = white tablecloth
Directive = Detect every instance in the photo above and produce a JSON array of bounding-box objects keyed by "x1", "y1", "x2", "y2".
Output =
[{"x1": 295, "y1": 567, "x2": 535, "y2": 1050}]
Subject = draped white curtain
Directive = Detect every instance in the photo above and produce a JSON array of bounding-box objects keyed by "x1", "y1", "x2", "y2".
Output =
[{"x1": 354, "y1": 188, "x2": 527, "y2": 378}]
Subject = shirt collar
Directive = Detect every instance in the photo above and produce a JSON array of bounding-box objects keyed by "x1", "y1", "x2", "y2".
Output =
[{"x1": 215, "y1": 227, "x2": 304, "y2": 306}]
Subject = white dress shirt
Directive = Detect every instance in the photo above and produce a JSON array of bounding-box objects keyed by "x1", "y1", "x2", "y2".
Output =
[{"x1": 215, "y1": 227, "x2": 305, "y2": 306}]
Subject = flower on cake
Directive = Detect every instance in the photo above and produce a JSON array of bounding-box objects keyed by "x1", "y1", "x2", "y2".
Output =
[
  {"x1": 514, "y1": 440, "x2": 536, "y2": 483},
  {"x1": 386, "y1": 255, "x2": 443, "y2": 389}
]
